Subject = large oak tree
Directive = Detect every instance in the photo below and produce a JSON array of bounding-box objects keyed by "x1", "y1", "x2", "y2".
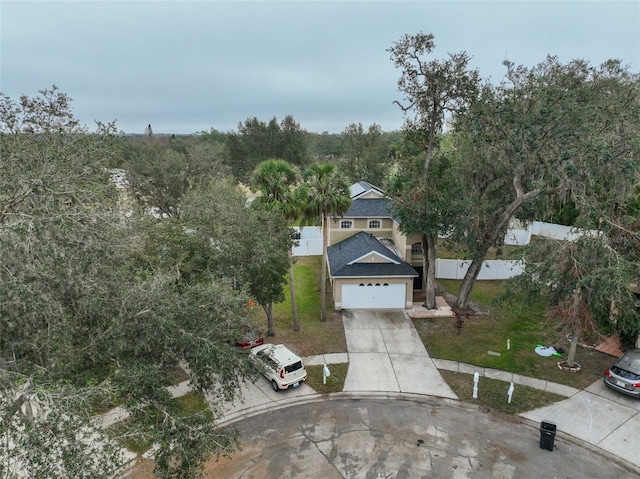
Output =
[
  {"x1": 451, "y1": 57, "x2": 640, "y2": 310},
  {"x1": 0, "y1": 87, "x2": 263, "y2": 478},
  {"x1": 387, "y1": 32, "x2": 480, "y2": 309}
]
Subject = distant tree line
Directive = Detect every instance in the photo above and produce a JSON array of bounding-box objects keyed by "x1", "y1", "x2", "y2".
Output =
[{"x1": 116, "y1": 117, "x2": 401, "y2": 189}]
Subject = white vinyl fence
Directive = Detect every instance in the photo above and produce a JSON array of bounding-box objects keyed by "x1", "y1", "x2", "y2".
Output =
[
  {"x1": 291, "y1": 226, "x2": 323, "y2": 256},
  {"x1": 293, "y1": 220, "x2": 597, "y2": 280},
  {"x1": 505, "y1": 219, "x2": 599, "y2": 245},
  {"x1": 435, "y1": 259, "x2": 526, "y2": 280}
]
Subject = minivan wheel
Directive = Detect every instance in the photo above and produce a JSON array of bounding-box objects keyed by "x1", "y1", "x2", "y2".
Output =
[{"x1": 271, "y1": 380, "x2": 279, "y2": 392}]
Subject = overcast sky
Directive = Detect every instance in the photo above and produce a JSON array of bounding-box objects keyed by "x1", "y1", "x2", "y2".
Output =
[{"x1": 1, "y1": 1, "x2": 639, "y2": 135}]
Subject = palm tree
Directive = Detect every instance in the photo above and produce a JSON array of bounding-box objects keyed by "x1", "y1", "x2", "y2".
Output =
[
  {"x1": 251, "y1": 159, "x2": 302, "y2": 331},
  {"x1": 302, "y1": 163, "x2": 352, "y2": 321}
]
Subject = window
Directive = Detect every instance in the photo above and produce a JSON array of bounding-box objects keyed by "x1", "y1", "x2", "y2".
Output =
[
  {"x1": 411, "y1": 243, "x2": 423, "y2": 254},
  {"x1": 368, "y1": 219, "x2": 381, "y2": 229},
  {"x1": 285, "y1": 361, "x2": 303, "y2": 374},
  {"x1": 340, "y1": 220, "x2": 353, "y2": 229},
  {"x1": 291, "y1": 231, "x2": 301, "y2": 240}
]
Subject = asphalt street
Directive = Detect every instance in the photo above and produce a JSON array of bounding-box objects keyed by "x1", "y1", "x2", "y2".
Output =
[{"x1": 207, "y1": 397, "x2": 638, "y2": 479}]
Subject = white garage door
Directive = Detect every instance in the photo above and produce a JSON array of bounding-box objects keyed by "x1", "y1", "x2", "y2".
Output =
[{"x1": 341, "y1": 283, "x2": 406, "y2": 309}]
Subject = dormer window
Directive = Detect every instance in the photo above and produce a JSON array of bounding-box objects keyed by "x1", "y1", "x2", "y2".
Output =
[
  {"x1": 368, "y1": 219, "x2": 381, "y2": 229},
  {"x1": 340, "y1": 220, "x2": 353, "y2": 229}
]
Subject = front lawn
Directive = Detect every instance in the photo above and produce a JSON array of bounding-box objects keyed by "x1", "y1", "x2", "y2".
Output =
[
  {"x1": 255, "y1": 257, "x2": 614, "y2": 397},
  {"x1": 268, "y1": 256, "x2": 347, "y2": 357},
  {"x1": 415, "y1": 279, "x2": 614, "y2": 389},
  {"x1": 440, "y1": 370, "x2": 567, "y2": 414},
  {"x1": 305, "y1": 363, "x2": 349, "y2": 393}
]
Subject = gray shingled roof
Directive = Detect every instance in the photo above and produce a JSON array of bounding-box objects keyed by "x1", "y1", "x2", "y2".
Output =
[
  {"x1": 343, "y1": 198, "x2": 395, "y2": 219},
  {"x1": 328, "y1": 231, "x2": 418, "y2": 278}
]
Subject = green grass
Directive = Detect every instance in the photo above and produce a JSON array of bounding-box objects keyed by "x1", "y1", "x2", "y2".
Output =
[
  {"x1": 305, "y1": 363, "x2": 348, "y2": 393},
  {"x1": 108, "y1": 419, "x2": 155, "y2": 455},
  {"x1": 416, "y1": 280, "x2": 614, "y2": 390},
  {"x1": 440, "y1": 370, "x2": 567, "y2": 414},
  {"x1": 268, "y1": 256, "x2": 347, "y2": 357},
  {"x1": 172, "y1": 390, "x2": 214, "y2": 420}
]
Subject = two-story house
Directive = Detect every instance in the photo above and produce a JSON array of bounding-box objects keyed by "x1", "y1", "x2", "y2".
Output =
[{"x1": 326, "y1": 181, "x2": 424, "y2": 309}]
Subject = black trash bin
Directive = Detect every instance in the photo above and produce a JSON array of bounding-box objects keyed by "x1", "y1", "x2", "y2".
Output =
[{"x1": 539, "y1": 420, "x2": 556, "y2": 451}]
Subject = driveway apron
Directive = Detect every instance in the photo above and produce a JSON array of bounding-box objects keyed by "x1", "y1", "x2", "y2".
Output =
[{"x1": 342, "y1": 309, "x2": 458, "y2": 399}]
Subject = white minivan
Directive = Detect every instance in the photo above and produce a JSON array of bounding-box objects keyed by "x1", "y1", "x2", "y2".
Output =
[{"x1": 251, "y1": 344, "x2": 307, "y2": 391}]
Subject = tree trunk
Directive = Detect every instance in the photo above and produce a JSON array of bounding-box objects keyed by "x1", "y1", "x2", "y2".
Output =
[
  {"x1": 2, "y1": 393, "x2": 27, "y2": 425},
  {"x1": 566, "y1": 288, "x2": 582, "y2": 367},
  {"x1": 455, "y1": 256, "x2": 484, "y2": 310},
  {"x1": 320, "y1": 212, "x2": 328, "y2": 322},
  {"x1": 423, "y1": 233, "x2": 437, "y2": 309},
  {"x1": 263, "y1": 303, "x2": 275, "y2": 336},
  {"x1": 567, "y1": 329, "x2": 579, "y2": 368},
  {"x1": 289, "y1": 248, "x2": 300, "y2": 331},
  {"x1": 456, "y1": 179, "x2": 542, "y2": 309}
]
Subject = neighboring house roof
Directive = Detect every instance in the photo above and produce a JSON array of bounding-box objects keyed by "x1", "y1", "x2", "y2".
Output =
[
  {"x1": 343, "y1": 197, "x2": 394, "y2": 219},
  {"x1": 328, "y1": 231, "x2": 418, "y2": 278},
  {"x1": 349, "y1": 181, "x2": 386, "y2": 199}
]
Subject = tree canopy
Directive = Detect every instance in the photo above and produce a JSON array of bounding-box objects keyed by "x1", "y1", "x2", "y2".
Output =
[
  {"x1": 124, "y1": 136, "x2": 230, "y2": 217},
  {"x1": 226, "y1": 115, "x2": 310, "y2": 181},
  {"x1": 337, "y1": 122, "x2": 391, "y2": 187},
  {"x1": 0, "y1": 87, "x2": 273, "y2": 478},
  {"x1": 387, "y1": 32, "x2": 480, "y2": 309},
  {"x1": 449, "y1": 56, "x2": 640, "y2": 310}
]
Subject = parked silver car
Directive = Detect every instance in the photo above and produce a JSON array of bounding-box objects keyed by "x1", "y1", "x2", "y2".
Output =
[{"x1": 604, "y1": 349, "x2": 640, "y2": 398}]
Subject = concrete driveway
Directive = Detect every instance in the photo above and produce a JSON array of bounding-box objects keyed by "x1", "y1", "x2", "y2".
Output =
[{"x1": 342, "y1": 309, "x2": 457, "y2": 399}]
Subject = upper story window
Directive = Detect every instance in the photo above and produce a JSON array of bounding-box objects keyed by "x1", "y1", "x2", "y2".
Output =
[
  {"x1": 411, "y1": 243, "x2": 423, "y2": 254},
  {"x1": 340, "y1": 220, "x2": 353, "y2": 229},
  {"x1": 368, "y1": 219, "x2": 381, "y2": 229}
]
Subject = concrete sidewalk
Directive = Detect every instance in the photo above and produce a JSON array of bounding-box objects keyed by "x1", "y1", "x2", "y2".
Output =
[{"x1": 521, "y1": 379, "x2": 640, "y2": 468}]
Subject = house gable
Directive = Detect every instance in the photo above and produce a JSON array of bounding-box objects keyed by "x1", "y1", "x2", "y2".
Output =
[
  {"x1": 348, "y1": 251, "x2": 400, "y2": 265},
  {"x1": 328, "y1": 231, "x2": 417, "y2": 278},
  {"x1": 350, "y1": 181, "x2": 386, "y2": 200}
]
